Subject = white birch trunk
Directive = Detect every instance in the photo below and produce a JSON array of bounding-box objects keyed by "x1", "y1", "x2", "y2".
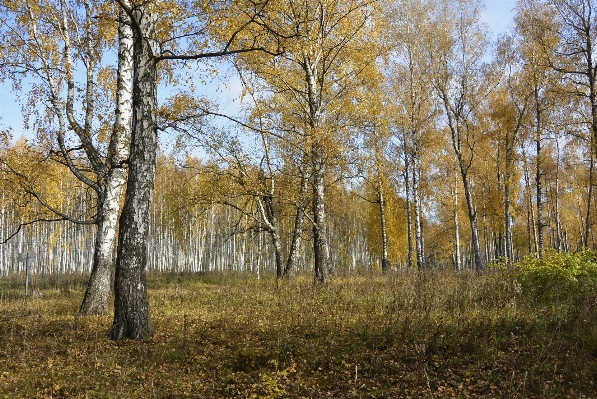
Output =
[
  {"x1": 534, "y1": 87, "x2": 545, "y2": 256},
  {"x1": 0, "y1": 176, "x2": 4, "y2": 276},
  {"x1": 111, "y1": 3, "x2": 157, "y2": 340},
  {"x1": 304, "y1": 55, "x2": 330, "y2": 284},
  {"x1": 454, "y1": 173, "x2": 462, "y2": 271},
  {"x1": 80, "y1": 4, "x2": 133, "y2": 315},
  {"x1": 284, "y1": 164, "x2": 309, "y2": 278},
  {"x1": 404, "y1": 154, "x2": 414, "y2": 269},
  {"x1": 413, "y1": 160, "x2": 424, "y2": 269},
  {"x1": 312, "y1": 144, "x2": 330, "y2": 284}
]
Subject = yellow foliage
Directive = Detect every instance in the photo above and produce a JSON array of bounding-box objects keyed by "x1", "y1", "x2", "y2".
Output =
[{"x1": 362, "y1": 181, "x2": 410, "y2": 266}]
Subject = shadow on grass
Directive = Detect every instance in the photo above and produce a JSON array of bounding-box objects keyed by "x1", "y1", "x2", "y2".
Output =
[{"x1": 0, "y1": 270, "x2": 596, "y2": 398}]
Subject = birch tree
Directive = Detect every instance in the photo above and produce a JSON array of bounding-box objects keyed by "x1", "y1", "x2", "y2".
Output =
[
  {"x1": 515, "y1": 0, "x2": 562, "y2": 255},
  {"x1": 517, "y1": 0, "x2": 597, "y2": 248},
  {"x1": 80, "y1": 1, "x2": 133, "y2": 315},
  {"x1": 235, "y1": 0, "x2": 379, "y2": 284},
  {"x1": 485, "y1": 36, "x2": 532, "y2": 263},
  {"x1": 367, "y1": 125, "x2": 393, "y2": 273},
  {"x1": 110, "y1": 0, "x2": 285, "y2": 339},
  {"x1": 357, "y1": 103, "x2": 393, "y2": 272},
  {"x1": 384, "y1": 0, "x2": 438, "y2": 269},
  {"x1": 0, "y1": 0, "x2": 133, "y2": 315},
  {"x1": 429, "y1": 0, "x2": 490, "y2": 271}
]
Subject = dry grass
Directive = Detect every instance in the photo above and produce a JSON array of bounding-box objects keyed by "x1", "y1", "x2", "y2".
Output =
[{"x1": 1, "y1": 270, "x2": 596, "y2": 398}]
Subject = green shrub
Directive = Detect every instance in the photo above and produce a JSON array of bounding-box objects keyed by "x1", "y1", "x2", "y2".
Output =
[{"x1": 515, "y1": 250, "x2": 597, "y2": 306}]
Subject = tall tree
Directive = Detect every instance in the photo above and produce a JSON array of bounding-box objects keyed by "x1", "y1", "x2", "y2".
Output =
[
  {"x1": 429, "y1": 0, "x2": 490, "y2": 271},
  {"x1": 80, "y1": 1, "x2": 133, "y2": 315},
  {"x1": 110, "y1": 0, "x2": 284, "y2": 339},
  {"x1": 235, "y1": 0, "x2": 379, "y2": 283},
  {"x1": 0, "y1": 0, "x2": 133, "y2": 314},
  {"x1": 358, "y1": 107, "x2": 393, "y2": 272},
  {"x1": 521, "y1": 0, "x2": 597, "y2": 248},
  {"x1": 515, "y1": 0, "x2": 561, "y2": 255},
  {"x1": 384, "y1": 0, "x2": 438, "y2": 269},
  {"x1": 487, "y1": 36, "x2": 531, "y2": 264},
  {"x1": 109, "y1": 1, "x2": 157, "y2": 340}
]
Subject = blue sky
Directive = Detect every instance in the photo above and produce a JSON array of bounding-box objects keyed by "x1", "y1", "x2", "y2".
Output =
[
  {"x1": 483, "y1": 0, "x2": 518, "y2": 36},
  {"x1": 0, "y1": 82, "x2": 25, "y2": 141},
  {"x1": 0, "y1": 0, "x2": 519, "y2": 141}
]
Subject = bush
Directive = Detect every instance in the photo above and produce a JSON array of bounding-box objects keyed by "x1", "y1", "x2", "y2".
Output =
[{"x1": 515, "y1": 250, "x2": 597, "y2": 306}]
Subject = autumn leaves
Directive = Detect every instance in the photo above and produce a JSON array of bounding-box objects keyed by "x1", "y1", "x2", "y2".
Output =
[{"x1": 1, "y1": 0, "x2": 596, "y2": 340}]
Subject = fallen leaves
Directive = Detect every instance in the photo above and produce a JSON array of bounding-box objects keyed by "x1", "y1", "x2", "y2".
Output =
[{"x1": 0, "y1": 272, "x2": 596, "y2": 398}]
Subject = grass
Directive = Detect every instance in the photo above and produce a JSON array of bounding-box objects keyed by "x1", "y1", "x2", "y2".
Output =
[{"x1": 1, "y1": 269, "x2": 596, "y2": 398}]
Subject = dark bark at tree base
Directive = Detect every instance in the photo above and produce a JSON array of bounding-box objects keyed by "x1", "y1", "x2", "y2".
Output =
[
  {"x1": 381, "y1": 259, "x2": 391, "y2": 273},
  {"x1": 79, "y1": 260, "x2": 111, "y2": 315},
  {"x1": 110, "y1": 259, "x2": 153, "y2": 340}
]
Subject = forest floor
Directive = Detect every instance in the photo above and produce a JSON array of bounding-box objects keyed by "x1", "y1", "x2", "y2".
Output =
[{"x1": 0, "y1": 270, "x2": 596, "y2": 398}]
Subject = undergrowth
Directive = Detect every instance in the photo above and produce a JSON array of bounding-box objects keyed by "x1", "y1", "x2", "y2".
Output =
[{"x1": 1, "y1": 264, "x2": 596, "y2": 398}]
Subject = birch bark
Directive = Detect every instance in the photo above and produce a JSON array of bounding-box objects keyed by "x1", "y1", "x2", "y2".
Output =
[
  {"x1": 377, "y1": 178, "x2": 390, "y2": 273},
  {"x1": 453, "y1": 172, "x2": 462, "y2": 270},
  {"x1": 533, "y1": 84, "x2": 545, "y2": 256},
  {"x1": 283, "y1": 166, "x2": 309, "y2": 278},
  {"x1": 110, "y1": 4, "x2": 157, "y2": 340},
  {"x1": 304, "y1": 53, "x2": 331, "y2": 284},
  {"x1": 431, "y1": 0, "x2": 487, "y2": 271},
  {"x1": 413, "y1": 160, "x2": 424, "y2": 269},
  {"x1": 80, "y1": 4, "x2": 133, "y2": 315},
  {"x1": 312, "y1": 141, "x2": 330, "y2": 284},
  {"x1": 404, "y1": 155, "x2": 414, "y2": 269}
]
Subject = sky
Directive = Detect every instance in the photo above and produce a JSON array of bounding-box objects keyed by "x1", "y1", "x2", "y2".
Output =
[
  {"x1": 0, "y1": 0, "x2": 519, "y2": 142},
  {"x1": 483, "y1": 0, "x2": 518, "y2": 36}
]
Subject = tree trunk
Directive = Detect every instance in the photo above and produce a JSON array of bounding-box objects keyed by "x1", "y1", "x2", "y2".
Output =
[
  {"x1": 583, "y1": 13, "x2": 597, "y2": 248},
  {"x1": 378, "y1": 175, "x2": 390, "y2": 273},
  {"x1": 304, "y1": 54, "x2": 330, "y2": 284},
  {"x1": 585, "y1": 137, "x2": 596, "y2": 248},
  {"x1": 413, "y1": 159, "x2": 424, "y2": 269},
  {"x1": 535, "y1": 133, "x2": 544, "y2": 256},
  {"x1": 523, "y1": 153, "x2": 537, "y2": 253},
  {"x1": 584, "y1": 72, "x2": 597, "y2": 248},
  {"x1": 504, "y1": 178, "x2": 513, "y2": 263},
  {"x1": 79, "y1": 199, "x2": 118, "y2": 314},
  {"x1": 458, "y1": 160, "x2": 483, "y2": 271},
  {"x1": 440, "y1": 88, "x2": 482, "y2": 270},
  {"x1": 110, "y1": 4, "x2": 156, "y2": 340},
  {"x1": 504, "y1": 128, "x2": 514, "y2": 265},
  {"x1": 0, "y1": 173, "x2": 4, "y2": 276},
  {"x1": 260, "y1": 195, "x2": 284, "y2": 278},
  {"x1": 80, "y1": 6, "x2": 133, "y2": 315},
  {"x1": 284, "y1": 168, "x2": 309, "y2": 278},
  {"x1": 313, "y1": 143, "x2": 329, "y2": 284},
  {"x1": 483, "y1": 209, "x2": 489, "y2": 264},
  {"x1": 553, "y1": 140, "x2": 564, "y2": 252},
  {"x1": 454, "y1": 172, "x2": 462, "y2": 270},
  {"x1": 404, "y1": 154, "x2": 414, "y2": 269},
  {"x1": 533, "y1": 84, "x2": 545, "y2": 257}
]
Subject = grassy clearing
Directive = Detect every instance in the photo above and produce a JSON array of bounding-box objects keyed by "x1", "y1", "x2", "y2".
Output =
[{"x1": 1, "y1": 269, "x2": 596, "y2": 398}]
